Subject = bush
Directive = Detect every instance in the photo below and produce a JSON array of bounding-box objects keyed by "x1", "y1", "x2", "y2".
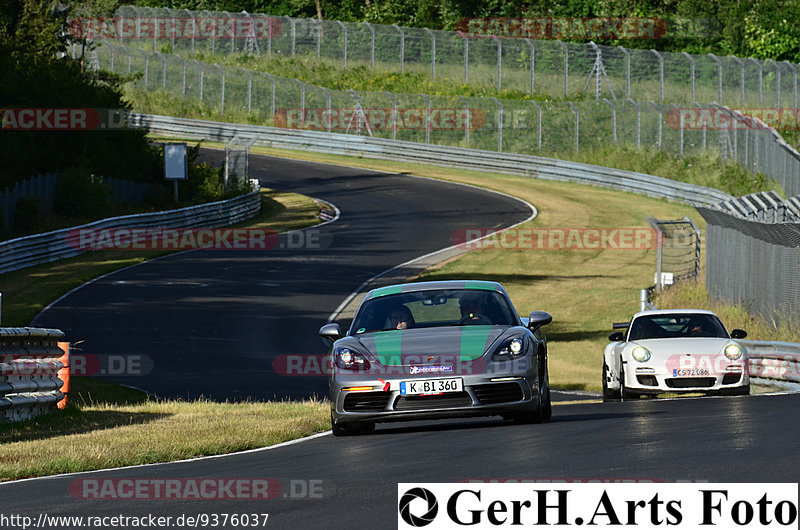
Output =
[
  {"x1": 12, "y1": 197, "x2": 42, "y2": 234},
  {"x1": 53, "y1": 168, "x2": 111, "y2": 219}
]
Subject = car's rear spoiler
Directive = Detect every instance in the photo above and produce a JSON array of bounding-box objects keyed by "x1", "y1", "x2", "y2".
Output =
[{"x1": 612, "y1": 322, "x2": 630, "y2": 329}]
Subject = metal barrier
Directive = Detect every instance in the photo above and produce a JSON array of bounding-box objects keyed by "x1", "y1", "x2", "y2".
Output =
[
  {"x1": 0, "y1": 328, "x2": 69, "y2": 422},
  {"x1": 131, "y1": 113, "x2": 734, "y2": 207},
  {"x1": 744, "y1": 341, "x2": 800, "y2": 383},
  {"x1": 697, "y1": 191, "x2": 800, "y2": 326},
  {"x1": 0, "y1": 192, "x2": 261, "y2": 275}
]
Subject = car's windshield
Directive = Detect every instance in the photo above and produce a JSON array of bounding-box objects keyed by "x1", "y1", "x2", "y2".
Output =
[
  {"x1": 628, "y1": 313, "x2": 729, "y2": 340},
  {"x1": 350, "y1": 289, "x2": 518, "y2": 334}
]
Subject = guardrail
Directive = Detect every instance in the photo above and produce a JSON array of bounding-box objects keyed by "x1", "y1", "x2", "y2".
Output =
[
  {"x1": 131, "y1": 113, "x2": 734, "y2": 207},
  {"x1": 744, "y1": 341, "x2": 800, "y2": 384},
  {"x1": 0, "y1": 192, "x2": 261, "y2": 275},
  {"x1": 0, "y1": 328, "x2": 69, "y2": 422}
]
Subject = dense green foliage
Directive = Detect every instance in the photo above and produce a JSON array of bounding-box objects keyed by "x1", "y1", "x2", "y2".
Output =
[
  {"x1": 129, "y1": 0, "x2": 800, "y2": 61},
  {"x1": 0, "y1": 1, "x2": 164, "y2": 189}
]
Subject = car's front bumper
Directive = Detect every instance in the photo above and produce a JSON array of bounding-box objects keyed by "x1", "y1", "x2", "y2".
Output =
[
  {"x1": 330, "y1": 374, "x2": 540, "y2": 426},
  {"x1": 624, "y1": 366, "x2": 750, "y2": 396}
]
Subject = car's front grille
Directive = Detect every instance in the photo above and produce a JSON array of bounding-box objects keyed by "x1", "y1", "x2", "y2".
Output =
[
  {"x1": 394, "y1": 392, "x2": 472, "y2": 411},
  {"x1": 472, "y1": 382, "x2": 524, "y2": 404},
  {"x1": 665, "y1": 377, "x2": 716, "y2": 388},
  {"x1": 636, "y1": 375, "x2": 658, "y2": 386},
  {"x1": 343, "y1": 391, "x2": 390, "y2": 412},
  {"x1": 722, "y1": 373, "x2": 742, "y2": 385}
]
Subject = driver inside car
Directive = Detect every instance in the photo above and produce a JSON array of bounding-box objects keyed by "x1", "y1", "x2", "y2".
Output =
[{"x1": 458, "y1": 293, "x2": 490, "y2": 324}]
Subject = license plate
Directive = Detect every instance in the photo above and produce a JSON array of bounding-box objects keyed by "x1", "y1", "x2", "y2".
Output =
[
  {"x1": 673, "y1": 368, "x2": 710, "y2": 376},
  {"x1": 400, "y1": 378, "x2": 463, "y2": 396}
]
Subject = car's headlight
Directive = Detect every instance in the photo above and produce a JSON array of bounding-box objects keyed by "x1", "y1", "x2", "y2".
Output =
[
  {"x1": 335, "y1": 347, "x2": 370, "y2": 370},
  {"x1": 631, "y1": 345, "x2": 651, "y2": 362},
  {"x1": 724, "y1": 343, "x2": 743, "y2": 360},
  {"x1": 493, "y1": 337, "x2": 526, "y2": 361}
]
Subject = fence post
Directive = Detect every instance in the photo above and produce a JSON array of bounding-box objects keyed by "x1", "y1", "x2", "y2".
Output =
[
  {"x1": 393, "y1": 25, "x2": 404, "y2": 72},
  {"x1": 156, "y1": 52, "x2": 167, "y2": 90},
  {"x1": 324, "y1": 88, "x2": 332, "y2": 133},
  {"x1": 181, "y1": 55, "x2": 186, "y2": 96},
  {"x1": 295, "y1": 78, "x2": 305, "y2": 116},
  {"x1": 366, "y1": 22, "x2": 375, "y2": 68},
  {"x1": 651, "y1": 50, "x2": 664, "y2": 102},
  {"x1": 387, "y1": 91, "x2": 397, "y2": 140},
  {"x1": 618, "y1": 46, "x2": 630, "y2": 99},
  {"x1": 530, "y1": 101, "x2": 542, "y2": 150},
  {"x1": 649, "y1": 101, "x2": 662, "y2": 150},
  {"x1": 424, "y1": 28, "x2": 436, "y2": 78},
  {"x1": 708, "y1": 53, "x2": 722, "y2": 104},
  {"x1": 732, "y1": 57, "x2": 744, "y2": 106},
  {"x1": 336, "y1": 21, "x2": 347, "y2": 68},
  {"x1": 213, "y1": 64, "x2": 225, "y2": 114},
  {"x1": 784, "y1": 61, "x2": 797, "y2": 108},
  {"x1": 289, "y1": 17, "x2": 296, "y2": 57},
  {"x1": 560, "y1": 41, "x2": 568, "y2": 99},
  {"x1": 694, "y1": 102, "x2": 707, "y2": 150},
  {"x1": 676, "y1": 103, "x2": 684, "y2": 156},
  {"x1": 493, "y1": 36, "x2": 502, "y2": 91},
  {"x1": 627, "y1": 98, "x2": 641, "y2": 149},
  {"x1": 750, "y1": 58, "x2": 763, "y2": 105},
  {"x1": 526, "y1": 39, "x2": 535, "y2": 95},
  {"x1": 682, "y1": 52, "x2": 695, "y2": 103},
  {"x1": 265, "y1": 72, "x2": 275, "y2": 116},
  {"x1": 185, "y1": 9, "x2": 195, "y2": 53},
  {"x1": 316, "y1": 19, "x2": 322, "y2": 59},
  {"x1": 458, "y1": 95, "x2": 469, "y2": 146},
  {"x1": 463, "y1": 37, "x2": 469, "y2": 83},
  {"x1": 603, "y1": 98, "x2": 617, "y2": 144},
  {"x1": 420, "y1": 94, "x2": 431, "y2": 143},
  {"x1": 567, "y1": 102, "x2": 578, "y2": 152},
  {"x1": 491, "y1": 97, "x2": 503, "y2": 152},
  {"x1": 244, "y1": 68, "x2": 252, "y2": 114}
]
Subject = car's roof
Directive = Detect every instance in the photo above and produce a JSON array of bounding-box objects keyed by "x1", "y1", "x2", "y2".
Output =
[
  {"x1": 366, "y1": 280, "x2": 505, "y2": 300},
  {"x1": 631, "y1": 309, "x2": 719, "y2": 319}
]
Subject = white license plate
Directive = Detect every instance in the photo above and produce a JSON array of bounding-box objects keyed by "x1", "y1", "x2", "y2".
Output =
[{"x1": 400, "y1": 378, "x2": 463, "y2": 396}]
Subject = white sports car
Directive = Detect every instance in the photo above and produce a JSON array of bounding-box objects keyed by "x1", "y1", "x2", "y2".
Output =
[{"x1": 603, "y1": 309, "x2": 749, "y2": 400}]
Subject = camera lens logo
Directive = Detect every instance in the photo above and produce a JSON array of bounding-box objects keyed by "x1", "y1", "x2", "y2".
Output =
[{"x1": 399, "y1": 487, "x2": 438, "y2": 527}]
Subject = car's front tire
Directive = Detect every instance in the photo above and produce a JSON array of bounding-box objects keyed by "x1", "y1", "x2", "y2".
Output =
[
  {"x1": 602, "y1": 363, "x2": 621, "y2": 402},
  {"x1": 331, "y1": 412, "x2": 374, "y2": 436}
]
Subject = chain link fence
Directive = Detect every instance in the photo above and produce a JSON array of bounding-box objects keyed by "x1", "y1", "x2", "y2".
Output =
[
  {"x1": 697, "y1": 192, "x2": 800, "y2": 326},
  {"x1": 109, "y1": 6, "x2": 799, "y2": 108},
  {"x1": 87, "y1": 42, "x2": 800, "y2": 196},
  {"x1": 647, "y1": 217, "x2": 701, "y2": 289}
]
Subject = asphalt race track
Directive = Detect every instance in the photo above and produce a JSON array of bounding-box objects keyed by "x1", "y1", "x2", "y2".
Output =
[
  {"x1": 32, "y1": 152, "x2": 532, "y2": 401},
  {"x1": 3, "y1": 394, "x2": 800, "y2": 527},
  {"x1": 7, "y1": 153, "x2": 800, "y2": 528}
]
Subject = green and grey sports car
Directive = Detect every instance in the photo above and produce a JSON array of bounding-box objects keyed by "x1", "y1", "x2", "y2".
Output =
[{"x1": 319, "y1": 280, "x2": 553, "y2": 436}]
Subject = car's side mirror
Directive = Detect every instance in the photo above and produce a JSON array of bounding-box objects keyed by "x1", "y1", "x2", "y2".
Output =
[
  {"x1": 527, "y1": 311, "x2": 552, "y2": 331},
  {"x1": 730, "y1": 329, "x2": 747, "y2": 339},
  {"x1": 319, "y1": 323, "x2": 341, "y2": 342},
  {"x1": 608, "y1": 332, "x2": 624, "y2": 342}
]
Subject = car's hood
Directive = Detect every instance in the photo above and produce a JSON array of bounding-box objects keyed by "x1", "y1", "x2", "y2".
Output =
[
  {"x1": 633, "y1": 338, "x2": 736, "y2": 356},
  {"x1": 350, "y1": 326, "x2": 507, "y2": 366}
]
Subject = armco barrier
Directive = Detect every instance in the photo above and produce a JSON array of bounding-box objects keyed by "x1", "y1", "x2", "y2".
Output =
[
  {"x1": 0, "y1": 328, "x2": 69, "y2": 422},
  {"x1": 130, "y1": 113, "x2": 734, "y2": 207},
  {"x1": 0, "y1": 191, "x2": 260, "y2": 275},
  {"x1": 744, "y1": 341, "x2": 800, "y2": 384}
]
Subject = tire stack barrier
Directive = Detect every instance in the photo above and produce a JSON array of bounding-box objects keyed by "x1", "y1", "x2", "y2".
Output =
[{"x1": 0, "y1": 328, "x2": 69, "y2": 422}]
